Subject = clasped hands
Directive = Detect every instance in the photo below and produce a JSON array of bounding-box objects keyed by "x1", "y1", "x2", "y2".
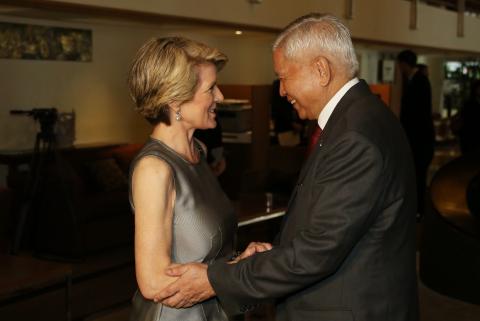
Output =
[{"x1": 153, "y1": 241, "x2": 272, "y2": 308}]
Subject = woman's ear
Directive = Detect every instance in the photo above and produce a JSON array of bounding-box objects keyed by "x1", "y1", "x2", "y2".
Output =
[
  {"x1": 167, "y1": 101, "x2": 182, "y2": 121},
  {"x1": 169, "y1": 101, "x2": 180, "y2": 109},
  {"x1": 313, "y1": 56, "x2": 331, "y2": 87},
  {"x1": 168, "y1": 101, "x2": 181, "y2": 113}
]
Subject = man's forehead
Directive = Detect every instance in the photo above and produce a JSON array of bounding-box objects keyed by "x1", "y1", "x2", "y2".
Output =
[
  {"x1": 273, "y1": 49, "x2": 289, "y2": 66},
  {"x1": 274, "y1": 52, "x2": 303, "y2": 73}
]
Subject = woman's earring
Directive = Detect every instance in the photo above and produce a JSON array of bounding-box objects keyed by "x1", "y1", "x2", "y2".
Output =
[{"x1": 175, "y1": 110, "x2": 182, "y2": 121}]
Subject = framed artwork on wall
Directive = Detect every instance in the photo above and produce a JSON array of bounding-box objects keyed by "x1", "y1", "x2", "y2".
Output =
[{"x1": 0, "y1": 22, "x2": 92, "y2": 62}]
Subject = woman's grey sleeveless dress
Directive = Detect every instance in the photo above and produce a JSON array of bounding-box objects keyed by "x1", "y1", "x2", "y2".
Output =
[{"x1": 128, "y1": 138, "x2": 236, "y2": 321}]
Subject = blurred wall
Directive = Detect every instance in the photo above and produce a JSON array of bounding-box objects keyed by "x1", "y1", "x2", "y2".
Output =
[{"x1": 0, "y1": 15, "x2": 277, "y2": 151}]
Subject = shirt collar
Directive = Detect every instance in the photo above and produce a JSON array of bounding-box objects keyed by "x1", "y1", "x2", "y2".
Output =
[{"x1": 318, "y1": 77, "x2": 359, "y2": 129}]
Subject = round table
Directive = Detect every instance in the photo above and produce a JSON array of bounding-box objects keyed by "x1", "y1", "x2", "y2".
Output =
[{"x1": 419, "y1": 153, "x2": 480, "y2": 305}]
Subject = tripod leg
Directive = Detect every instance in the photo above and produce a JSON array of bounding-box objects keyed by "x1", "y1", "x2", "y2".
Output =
[
  {"x1": 11, "y1": 194, "x2": 34, "y2": 254},
  {"x1": 11, "y1": 135, "x2": 44, "y2": 254},
  {"x1": 53, "y1": 143, "x2": 82, "y2": 252}
]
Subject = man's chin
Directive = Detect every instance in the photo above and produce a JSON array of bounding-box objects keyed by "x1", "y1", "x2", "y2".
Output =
[{"x1": 297, "y1": 112, "x2": 309, "y2": 120}]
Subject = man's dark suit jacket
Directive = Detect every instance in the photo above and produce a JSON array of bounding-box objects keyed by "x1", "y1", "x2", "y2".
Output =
[{"x1": 208, "y1": 80, "x2": 419, "y2": 321}]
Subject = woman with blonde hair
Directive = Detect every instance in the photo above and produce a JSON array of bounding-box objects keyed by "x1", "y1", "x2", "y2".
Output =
[{"x1": 127, "y1": 37, "x2": 236, "y2": 321}]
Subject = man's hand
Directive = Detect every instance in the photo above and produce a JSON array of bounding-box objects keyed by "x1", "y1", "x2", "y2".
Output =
[
  {"x1": 153, "y1": 263, "x2": 215, "y2": 308},
  {"x1": 229, "y1": 242, "x2": 273, "y2": 264}
]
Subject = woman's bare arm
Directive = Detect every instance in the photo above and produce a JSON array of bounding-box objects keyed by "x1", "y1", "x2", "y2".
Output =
[{"x1": 132, "y1": 156, "x2": 177, "y2": 300}]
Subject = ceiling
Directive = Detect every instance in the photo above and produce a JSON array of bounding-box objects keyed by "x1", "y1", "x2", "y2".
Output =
[
  {"x1": 0, "y1": 3, "x2": 478, "y2": 59},
  {"x1": 423, "y1": 0, "x2": 480, "y2": 15},
  {"x1": 0, "y1": 4, "x2": 277, "y2": 40}
]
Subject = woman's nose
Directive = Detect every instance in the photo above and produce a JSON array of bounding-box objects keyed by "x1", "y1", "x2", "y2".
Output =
[{"x1": 215, "y1": 86, "x2": 224, "y2": 102}]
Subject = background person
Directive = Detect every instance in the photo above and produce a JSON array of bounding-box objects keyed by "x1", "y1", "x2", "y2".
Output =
[
  {"x1": 271, "y1": 78, "x2": 306, "y2": 146},
  {"x1": 397, "y1": 49, "x2": 435, "y2": 220},
  {"x1": 458, "y1": 79, "x2": 480, "y2": 155},
  {"x1": 194, "y1": 121, "x2": 227, "y2": 176}
]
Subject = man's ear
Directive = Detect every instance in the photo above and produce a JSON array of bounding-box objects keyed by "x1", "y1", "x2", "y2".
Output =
[{"x1": 313, "y1": 56, "x2": 331, "y2": 87}]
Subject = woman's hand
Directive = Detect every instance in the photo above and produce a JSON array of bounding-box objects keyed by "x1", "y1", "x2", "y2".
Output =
[{"x1": 229, "y1": 242, "x2": 273, "y2": 264}]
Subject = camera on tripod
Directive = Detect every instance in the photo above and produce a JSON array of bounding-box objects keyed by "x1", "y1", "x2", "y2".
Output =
[
  {"x1": 9, "y1": 108, "x2": 62, "y2": 255},
  {"x1": 10, "y1": 108, "x2": 58, "y2": 120},
  {"x1": 10, "y1": 108, "x2": 58, "y2": 142}
]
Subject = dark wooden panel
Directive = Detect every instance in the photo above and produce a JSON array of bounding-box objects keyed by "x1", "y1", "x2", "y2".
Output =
[
  {"x1": 0, "y1": 287, "x2": 67, "y2": 321},
  {"x1": 0, "y1": 255, "x2": 71, "y2": 301},
  {"x1": 71, "y1": 265, "x2": 136, "y2": 319}
]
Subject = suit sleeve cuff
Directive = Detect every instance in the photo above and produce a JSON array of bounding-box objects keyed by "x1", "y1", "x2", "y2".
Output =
[{"x1": 207, "y1": 260, "x2": 245, "y2": 316}]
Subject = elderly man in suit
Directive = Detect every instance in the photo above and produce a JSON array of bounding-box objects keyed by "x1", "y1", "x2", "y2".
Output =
[{"x1": 156, "y1": 13, "x2": 419, "y2": 321}]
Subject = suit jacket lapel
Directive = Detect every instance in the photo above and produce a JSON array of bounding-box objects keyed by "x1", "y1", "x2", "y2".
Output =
[
  {"x1": 320, "y1": 80, "x2": 370, "y2": 142},
  {"x1": 279, "y1": 80, "x2": 372, "y2": 235},
  {"x1": 294, "y1": 80, "x2": 370, "y2": 186}
]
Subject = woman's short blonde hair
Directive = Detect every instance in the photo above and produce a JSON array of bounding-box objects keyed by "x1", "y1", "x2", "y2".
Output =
[{"x1": 127, "y1": 37, "x2": 228, "y2": 125}]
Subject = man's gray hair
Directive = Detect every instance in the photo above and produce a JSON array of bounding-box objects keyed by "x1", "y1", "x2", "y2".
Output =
[{"x1": 273, "y1": 13, "x2": 359, "y2": 77}]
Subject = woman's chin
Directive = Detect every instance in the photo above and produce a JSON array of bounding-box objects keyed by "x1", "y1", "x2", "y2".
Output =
[{"x1": 199, "y1": 120, "x2": 217, "y2": 130}]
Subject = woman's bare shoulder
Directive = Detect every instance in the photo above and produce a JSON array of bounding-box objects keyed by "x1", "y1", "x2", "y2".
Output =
[{"x1": 133, "y1": 155, "x2": 173, "y2": 181}]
